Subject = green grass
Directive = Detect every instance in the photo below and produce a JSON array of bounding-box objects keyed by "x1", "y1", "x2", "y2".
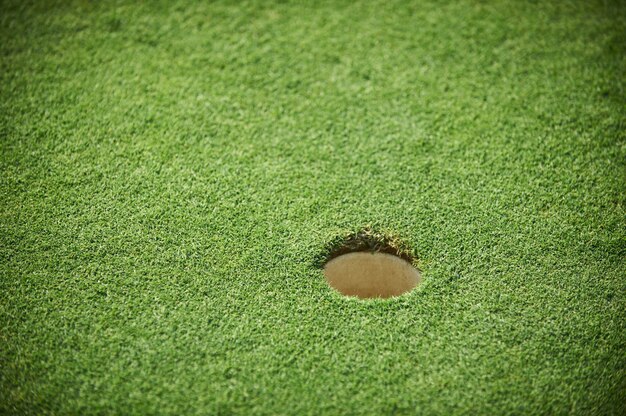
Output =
[{"x1": 1, "y1": 0, "x2": 625, "y2": 414}]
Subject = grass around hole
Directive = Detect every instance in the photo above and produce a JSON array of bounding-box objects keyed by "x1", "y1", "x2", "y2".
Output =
[{"x1": 1, "y1": 0, "x2": 624, "y2": 414}]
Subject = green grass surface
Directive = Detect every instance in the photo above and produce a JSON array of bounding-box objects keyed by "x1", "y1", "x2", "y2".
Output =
[{"x1": 1, "y1": 0, "x2": 625, "y2": 414}]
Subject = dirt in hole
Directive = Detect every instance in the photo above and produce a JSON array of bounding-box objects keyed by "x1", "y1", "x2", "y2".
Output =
[{"x1": 324, "y1": 251, "x2": 420, "y2": 299}]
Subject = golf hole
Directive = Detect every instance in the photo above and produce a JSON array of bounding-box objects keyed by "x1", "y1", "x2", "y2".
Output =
[{"x1": 324, "y1": 252, "x2": 420, "y2": 299}]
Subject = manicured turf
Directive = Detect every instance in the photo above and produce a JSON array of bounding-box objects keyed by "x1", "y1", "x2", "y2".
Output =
[{"x1": 1, "y1": 0, "x2": 625, "y2": 414}]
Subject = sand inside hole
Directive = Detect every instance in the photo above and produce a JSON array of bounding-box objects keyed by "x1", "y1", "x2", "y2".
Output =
[{"x1": 323, "y1": 252, "x2": 420, "y2": 299}]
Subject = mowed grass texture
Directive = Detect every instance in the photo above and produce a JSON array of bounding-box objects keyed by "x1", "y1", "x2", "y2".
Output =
[{"x1": 1, "y1": 0, "x2": 625, "y2": 414}]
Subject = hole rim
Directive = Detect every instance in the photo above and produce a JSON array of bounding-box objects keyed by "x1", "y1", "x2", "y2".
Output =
[
  {"x1": 316, "y1": 228, "x2": 422, "y2": 299},
  {"x1": 316, "y1": 227, "x2": 418, "y2": 268}
]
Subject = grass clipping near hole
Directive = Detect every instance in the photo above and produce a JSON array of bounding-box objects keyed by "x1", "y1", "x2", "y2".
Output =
[{"x1": 316, "y1": 228, "x2": 417, "y2": 269}]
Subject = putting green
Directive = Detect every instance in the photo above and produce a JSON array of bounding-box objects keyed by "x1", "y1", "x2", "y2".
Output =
[{"x1": 1, "y1": 0, "x2": 625, "y2": 414}]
